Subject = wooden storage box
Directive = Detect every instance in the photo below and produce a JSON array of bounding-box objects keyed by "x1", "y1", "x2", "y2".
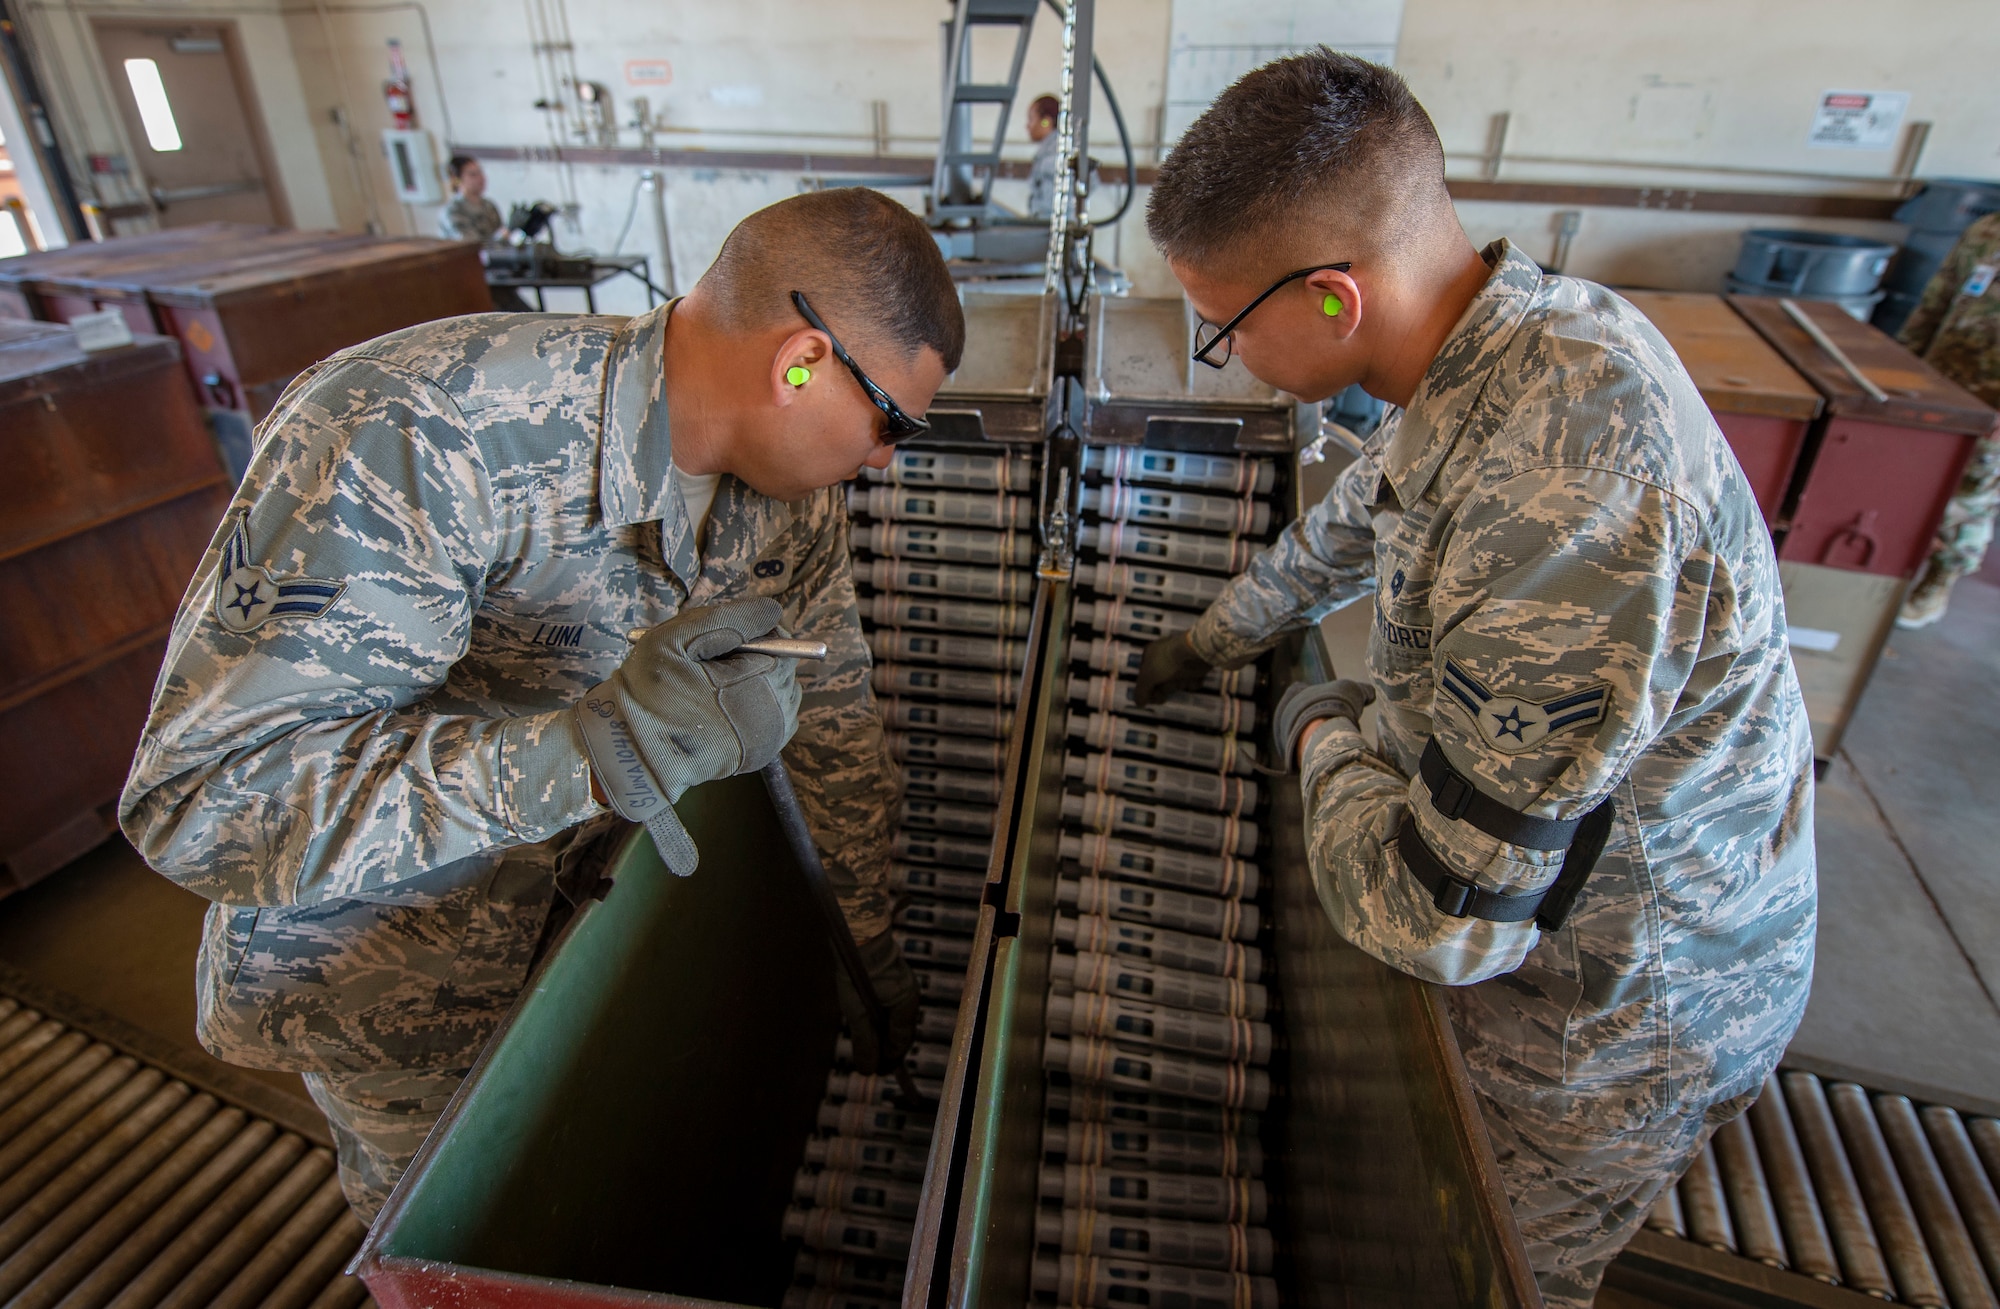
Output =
[
  {"x1": 1730, "y1": 295, "x2": 1996, "y2": 578},
  {"x1": 1623, "y1": 290, "x2": 1823, "y2": 526},
  {"x1": 0, "y1": 320, "x2": 231, "y2": 891},
  {"x1": 1780, "y1": 561, "x2": 1907, "y2": 762}
]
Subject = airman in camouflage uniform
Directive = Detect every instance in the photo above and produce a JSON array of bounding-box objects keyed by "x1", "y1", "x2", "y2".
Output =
[
  {"x1": 120, "y1": 302, "x2": 906, "y2": 1218},
  {"x1": 1172, "y1": 240, "x2": 1818, "y2": 1305},
  {"x1": 1896, "y1": 210, "x2": 2000, "y2": 628},
  {"x1": 436, "y1": 192, "x2": 505, "y2": 245}
]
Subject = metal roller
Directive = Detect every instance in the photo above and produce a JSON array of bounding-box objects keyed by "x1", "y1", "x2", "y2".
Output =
[
  {"x1": 1748, "y1": 1069, "x2": 1842, "y2": 1284},
  {"x1": 1711, "y1": 1113, "x2": 1788, "y2": 1267},
  {"x1": 0, "y1": 1090, "x2": 214, "y2": 1271},
  {"x1": 1874, "y1": 1094, "x2": 1998, "y2": 1309},
  {"x1": 0, "y1": 1006, "x2": 46, "y2": 1056},
  {"x1": 0, "y1": 1111, "x2": 262, "y2": 1308},
  {"x1": 1679, "y1": 1143, "x2": 1738, "y2": 1253},
  {"x1": 0, "y1": 1018, "x2": 62, "y2": 1084},
  {"x1": 298, "y1": 1265, "x2": 370, "y2": 1309},
  {"x1": 147, "y1": 1147, "x2": 336, "y2": 1309},
  {"x1": 1643, "y1": 1183, "x2": 1686, "y2": 1238},
  {"x1": 74, "y1": 1130, "x2": 308, "y2": 1309},
  {"x1": 0, "y1": 1069, "x2": 168, "y2": 1213},
  {"x1": 1969, "y1": 1120, "x2": 2000, "y2": 1202},
  {"x1": 0, "y1": 1031, "x2": 91, "y2": 1116},
  {"x1": 0, "y1": 1058, "x2": 141, "y2": 1176},
  {"x1": 1059, "y1": 829, "x2": 1257, "y2": 900},
  {"x1": 220, "y1": 1196, "x2": 363, "y2": 1309},
  {"x1": 0, "y1": 1043, "x2": 116, "y2": 1152},
  {"x1": 1083, "y1": 445, "x2": 1277, "y2": 496},
  {"x1": 1826, "y1": 1080, "x2": 1950, "y2": 1307},
  {"x1": 1784, "y1": 1070, "x2": 1897, "y2": 1298},
  {"x1": 202, "y1": 1174, "x2": 353, "y2": 1309},
  {"x1": 1922, "y1": 1105, "x2": 2000, "y2": 1292},
  {"x1": 1055, "y1": 913, "x2": 1263, "y2": 982},
  {"x1": 0, "y1": 1064, "x2": 152, "y2": 1184},
  {"x1": 1052, "y1": 950, "x2": 1268, "y2": 1021}
]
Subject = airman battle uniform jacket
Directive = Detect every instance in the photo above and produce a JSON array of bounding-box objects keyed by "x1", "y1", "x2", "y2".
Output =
[
  {"x1": 120, "y1": 305, "x2": 899, "y2": 1074},
  {"x1": 1188, "y1": 241, "x2": 1817, "y2": 1133}
]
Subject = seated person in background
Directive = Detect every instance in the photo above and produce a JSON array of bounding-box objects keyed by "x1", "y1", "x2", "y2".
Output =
[
  {"x1": 437, "y1": 155, "x2": 529, "y2": 310},
  {"x1": 436, "y1": 155, "x2": 503, "y2": 244}
]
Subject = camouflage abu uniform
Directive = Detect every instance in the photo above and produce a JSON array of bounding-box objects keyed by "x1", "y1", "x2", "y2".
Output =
[
  {"x1": 1898, "y1": 210, "x2": 2000, "y2": 609},
  {"x1": 436, "y1": 193, "x2": 505, "y2": 244},
  {"x1": 1185, "y1": 240, "x2": 1818, "y2": 1307},
  {"x1": 120, "y1": 304, "x2": 899, "y2": 1217}
]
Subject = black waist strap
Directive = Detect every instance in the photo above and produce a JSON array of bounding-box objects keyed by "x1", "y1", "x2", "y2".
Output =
[
  {"x1": 1397, "y1": 796, "x2": 1617, "y2": 932},
  {"x1": 1419, "y1": 739, "x2": 1578, "y2": 850}
]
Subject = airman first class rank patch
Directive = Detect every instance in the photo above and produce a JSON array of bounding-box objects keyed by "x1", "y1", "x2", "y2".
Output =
[
  {"x1": 1439, "y1": 659, "x2": 1609, "y2": 755},
  {"x1": 213, "y1": 512, "x2": 346, "y2": 633}
]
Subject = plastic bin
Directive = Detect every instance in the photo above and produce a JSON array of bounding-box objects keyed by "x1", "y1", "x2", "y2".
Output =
[{"x1": 1730, "y1": 230, "x2": 1895, "y2": 298}]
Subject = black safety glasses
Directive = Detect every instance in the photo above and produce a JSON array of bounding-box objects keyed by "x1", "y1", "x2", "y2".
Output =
[
  {"x1": 791, "y1": 291, "x2": 931, "y2": 444},
  {"x1": 1191, "y1": 262, "x2": 1353, "y2": 369}
]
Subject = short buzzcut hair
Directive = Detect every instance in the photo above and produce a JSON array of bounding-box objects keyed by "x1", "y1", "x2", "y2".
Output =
[
  {"x1": 699, "y1": 189, "x2": 965, "y2": 372},
  {"x1": 1147, "y1": 50, "x2": 1449, "y2": 269}
]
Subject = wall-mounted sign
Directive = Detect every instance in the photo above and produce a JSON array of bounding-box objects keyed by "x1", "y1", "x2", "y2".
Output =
[
  {"x1": 1807, "y1": 89, "x2": 1909, "y2": 150},
  {"x1": 625, "y1": 59, "x2": 673, "y2": 87}
]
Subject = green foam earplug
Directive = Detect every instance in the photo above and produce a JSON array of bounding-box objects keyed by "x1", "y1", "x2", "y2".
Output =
[
  {"x1": 786, "y1": 365, "x2": 812, "y2": 387},
  {"x1": 1322, "y1": 294, "x2": 1342, "y2": 317}
]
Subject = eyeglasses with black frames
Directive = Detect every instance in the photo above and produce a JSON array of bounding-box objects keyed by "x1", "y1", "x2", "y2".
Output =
[
  {"x1": 1190, "y1": 262, "x2": 1353, "y2": 369},
  {"x1": 790, "y1": 290, "x2": 931, "y2": 444}
]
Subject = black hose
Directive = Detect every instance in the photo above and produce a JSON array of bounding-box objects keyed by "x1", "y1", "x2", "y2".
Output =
[{"x1": 1040, "y1": 0, "x2": 1137, "y2": 228}]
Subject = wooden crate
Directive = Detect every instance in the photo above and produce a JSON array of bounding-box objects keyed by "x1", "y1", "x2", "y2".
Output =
[
  {"x1": 1730, "y1": 295, "x2": 1996, "y2": 578},
  {"x1": 0, "y1": 320, "x2": 231, "y2": 892},
  {"x1": 1623, "y1": 289, "x2": 1823, "y2": 526}
]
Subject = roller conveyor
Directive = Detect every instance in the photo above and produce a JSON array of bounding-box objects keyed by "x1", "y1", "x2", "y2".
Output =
[{"x1": 1628, "y1": 1068, "x2": 2000, "y2": 1308}]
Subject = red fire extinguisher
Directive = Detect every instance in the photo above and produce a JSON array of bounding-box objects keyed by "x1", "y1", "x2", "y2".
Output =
[{"x1": 384, "y1": 38, "x2": 415, "y2": 129}]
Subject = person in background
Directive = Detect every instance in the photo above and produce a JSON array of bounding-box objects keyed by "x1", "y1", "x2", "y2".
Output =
[
  {"x1": 437, "y1": 155, "x2": 503, "y2": 244},
  {"x1": 437, "y1": 155, "x2": 531, "y2": 310},
  {"x1": 1895, "y1": 209, "x2": 2000, "y2": 629},
  {"x1": 1025, "y1": 94, "x2": 1064, "y2": 220}
]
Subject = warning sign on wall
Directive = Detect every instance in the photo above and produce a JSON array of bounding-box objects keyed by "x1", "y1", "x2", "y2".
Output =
[{"x1": 1807, "y1": 90, "x2": 1909, "y2": 150}]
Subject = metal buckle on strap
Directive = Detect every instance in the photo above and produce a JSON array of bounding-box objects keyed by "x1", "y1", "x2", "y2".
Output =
[{"x1": 1431, "y1": 875, "x2": 1476, "y2": 918}]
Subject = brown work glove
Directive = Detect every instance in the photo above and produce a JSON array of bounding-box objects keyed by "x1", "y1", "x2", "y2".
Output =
[
  {"x1": 1131, "y1": 631, "x2": 1213, "y2": 707},
  {"x1": 835, "y1": 930, "x2": 921, "y2": 1075}
]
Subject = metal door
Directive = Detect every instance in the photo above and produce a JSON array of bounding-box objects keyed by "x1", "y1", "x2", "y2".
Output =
[{"x1": 90, "y1": 21, "x2": 284, "y2": 227}]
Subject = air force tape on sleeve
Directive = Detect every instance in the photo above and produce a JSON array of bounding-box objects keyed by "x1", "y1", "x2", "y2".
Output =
[{"x1": 574, "y1": 689, "x2": 701, "y2": 877}]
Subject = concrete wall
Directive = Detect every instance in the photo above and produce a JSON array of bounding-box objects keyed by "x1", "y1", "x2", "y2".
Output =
[{"x1": 11, "y1": 0, "x2": 1997, "y2": 301}]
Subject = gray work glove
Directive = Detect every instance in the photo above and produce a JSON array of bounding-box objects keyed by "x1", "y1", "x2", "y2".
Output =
[
  {"x1": 575, "y1": 596, "x2": 802, "y2": 875},
  {"x1": 1132, "y1": 631, "x2": 1213, "y2": 707},
  {"x1": 836, "y1": 929, "x2": 921, "y2": 1076},
  {"x1": 1272, "y1": 678, "x2": 1376, "y2": 771}
]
